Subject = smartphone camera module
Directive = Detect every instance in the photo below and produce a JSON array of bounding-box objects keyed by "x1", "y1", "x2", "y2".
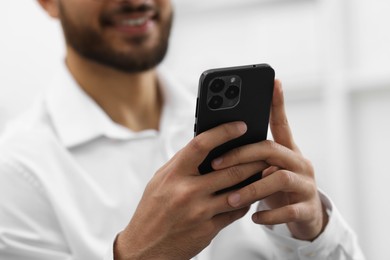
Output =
[
  {"x1": 225, "y1": 85, "x2": 240, "y2": 99},
  {"x1": 210, "y1": 79, "x2": 225, "y2": 93},
  {"x1": 208, "y1": 95, "x2": 224, "y2": 109},
  {"x1": 207, "y1": 76, "x2": 241, "y2": 110}
]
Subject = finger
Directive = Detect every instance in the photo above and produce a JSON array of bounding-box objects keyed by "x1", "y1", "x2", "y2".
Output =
[
  {"x1": 212, "y1": 140, "x2": 304, "y2": 173},
  {"x1": 262, "y1": 166, "x2": 280, "y2": 178},
  {"x1": 226, "y1": 170, "x2": 308, "y2": 208},
  {"x1": 178, "y1": 121, "x2": 247, "y2": 174},
  {"x1": 252, "y1": 203, "x2": 310, "y2": 225},
  {"x1": 201, "y1": 161, "x2": 268, "y2": 194},
  {"x1": 270, "y1": 80, "x2": 300, "y2": 153},
  {"x1": 211, "y1": 206, "x2": 250, "y2": 231}
]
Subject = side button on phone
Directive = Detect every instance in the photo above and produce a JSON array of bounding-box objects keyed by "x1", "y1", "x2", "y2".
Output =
[{"x1": 195, "y1": 98, "x2": 199, "y2": 117}]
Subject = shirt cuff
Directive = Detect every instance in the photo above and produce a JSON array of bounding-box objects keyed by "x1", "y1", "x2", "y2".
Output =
[{"x1": 259, "y1": 190, "x2": 362, "y2": 259}]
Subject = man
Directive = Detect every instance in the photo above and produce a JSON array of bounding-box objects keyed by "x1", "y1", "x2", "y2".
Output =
[{"x1": 0, "y1": 0, "x2": 364, "y2": 259}]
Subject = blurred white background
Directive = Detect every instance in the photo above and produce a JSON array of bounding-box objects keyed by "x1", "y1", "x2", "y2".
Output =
[{"x1": 1, "y1": 0, "x2": 390, "y2": 258}]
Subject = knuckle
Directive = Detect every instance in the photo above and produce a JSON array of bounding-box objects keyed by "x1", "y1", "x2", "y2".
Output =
[
  {"x1": 262, "y1": 140, "x2": 280, "y2": 154},
  {"x1": 262, "y1": 140, "x2": 275, "y2": 148},
  {"x1": 221, "y1": 123, "x2": 238, "y2": 138},
  {"x1": 230, "y1": 146, "x2": 242, "y2": 163},
  {"x1": 303, "y1": 157, "x2": 315, "y2": 177},
  {"x1": 226, "y1": 166, "x2": 243, "y2": 183},
  {"x1": 286, "y1": 205, "x2": 300, "y2": 221},
  {"x1": 170, "y1": 182, "x2": 196, "y2": 207},
  {"x1": 246, "y1": 182, "x2": 259, "y2": 198},
  {"x1": 188, "y1": 205, "x2": 210, "y2": 222},
  {"x1": 144, "y1": 179, "x2": 157, "y2": 194},
  {"x1": 270, "y1": 114, "x2": 289, "y2": 127},
  {"x1": 188, "y1": 136, "x2": 208, "y2": 154},
  {"x1": 278, "y1": 170, "x2": 294, "y2": 187},
  {"x1": 304, "y1": 178, "x2": 318, "y2": 197}
]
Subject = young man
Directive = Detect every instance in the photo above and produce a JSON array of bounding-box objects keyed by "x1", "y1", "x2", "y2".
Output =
[{"x1": 0, "y1": 0, "x2": 364, "y2": 259}]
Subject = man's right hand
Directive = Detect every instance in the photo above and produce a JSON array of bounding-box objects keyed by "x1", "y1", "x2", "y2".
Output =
[{"x1": 114, "y1": 121, "x2": 268, "y2": 260}]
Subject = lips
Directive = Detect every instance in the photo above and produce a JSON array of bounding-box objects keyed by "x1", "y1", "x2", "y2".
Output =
[
  {"x1": 102, "y1": 10, "x2": 158, "y2": 36},
  {"x1": 120, "y1": 17, "x2": 149, "y2": 27},
  {"x1": 100, "y1": 2, "x2": 159, "y2": 29}
]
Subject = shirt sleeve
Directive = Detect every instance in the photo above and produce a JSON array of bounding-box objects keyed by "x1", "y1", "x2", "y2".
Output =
[
  {"x1": 259, "y1": 191, "x2": 366, "y2": 260},
  {"x1": 0, "y1": 156, "x2": 72, "y2": 260}
]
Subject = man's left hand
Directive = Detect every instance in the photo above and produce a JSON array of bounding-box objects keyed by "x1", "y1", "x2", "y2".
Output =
[{"x1": 211, "y1": 80, "x2": 328, "y2": 241}]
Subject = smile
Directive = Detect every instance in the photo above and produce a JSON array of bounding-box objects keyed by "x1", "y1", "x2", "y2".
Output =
[{"x1": 120, "y1": 17, "x2": 149, "y2": 27}]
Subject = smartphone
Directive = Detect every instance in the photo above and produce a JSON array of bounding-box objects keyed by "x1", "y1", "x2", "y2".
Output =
[{"x1": 194, "y1": 64, "x2": 275, "y2": 193}]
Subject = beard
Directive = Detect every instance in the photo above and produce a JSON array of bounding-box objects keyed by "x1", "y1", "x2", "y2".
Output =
[{"x1": 58, "y1": 2, "x2": 173, "y2": 73}]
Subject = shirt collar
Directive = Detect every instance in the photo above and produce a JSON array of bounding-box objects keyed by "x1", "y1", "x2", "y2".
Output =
[{"x1": 45, "y1": 62, "x2": 194, "y2": 148}]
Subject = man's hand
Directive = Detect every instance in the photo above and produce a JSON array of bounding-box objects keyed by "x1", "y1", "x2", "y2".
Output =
[
  {"x1": 211, "y1": 80, "x2": 328, "y2": 241},
  {"x1": 115, "y1": 122, "x2": 269, "y2": 260}
]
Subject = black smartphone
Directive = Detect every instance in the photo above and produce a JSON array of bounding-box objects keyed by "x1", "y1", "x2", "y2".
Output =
[{"x1": 194, "y1": 64, "x2": 275, "y2": 193}]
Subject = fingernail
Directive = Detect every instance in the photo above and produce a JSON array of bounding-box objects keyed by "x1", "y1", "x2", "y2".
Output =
[
  {"x1": 236, "y1": 122, "x2": 247, "y2": 134},
  {"x1": 228, "y1": 193, "x2": 241, "y2": 207},
  {"x1": 252, "y1": 213, "x2": 258, "y2": 223},
  {"x1": 212, "y1": 157, "x2": 223, "y2": 167}
]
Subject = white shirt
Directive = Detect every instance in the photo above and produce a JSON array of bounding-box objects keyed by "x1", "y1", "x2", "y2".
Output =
[{"x1": 0, "y1": 63, "x2": 364, "y2": 260}]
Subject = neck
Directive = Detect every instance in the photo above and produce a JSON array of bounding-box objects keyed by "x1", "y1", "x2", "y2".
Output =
[{"x1": 65, "y1": 47, "x2": 162, "y2": 132}]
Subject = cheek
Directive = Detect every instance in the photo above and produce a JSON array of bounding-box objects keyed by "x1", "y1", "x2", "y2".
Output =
[
  {"x1": 157, "y1": 0, "x2": 173, "y2": 19},
  {"x1": 59, "y1": 1, "x2": 101, "y2": 31}
]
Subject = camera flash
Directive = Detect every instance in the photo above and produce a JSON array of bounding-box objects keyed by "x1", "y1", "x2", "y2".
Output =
[{"x1": 230, "y1": 77, "x2": 236, "y2": 83}]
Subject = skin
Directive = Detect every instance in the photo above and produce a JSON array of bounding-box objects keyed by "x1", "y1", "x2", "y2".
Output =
[
  {"x1": 38, "y1": 0, "x2": 328, "y2": 259},
  {"x1": 213, "y1": 81, "x2": 328, "y2": 241},
  {"x1": 39, "y1": 0, "x2": 171, "y2": 131}
]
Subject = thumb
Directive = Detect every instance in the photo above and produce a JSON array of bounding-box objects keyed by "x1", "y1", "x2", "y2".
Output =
[{"x1": 270, "y1": 80, "x2": 300, "y2": 153}]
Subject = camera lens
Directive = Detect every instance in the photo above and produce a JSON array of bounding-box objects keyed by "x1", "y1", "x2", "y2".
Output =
[
  {"x1": 225, "y1": 85, "x2": 240, "y2": 99},
  {"x1": 208, "y1": 95, "x2": 223, "y2": 110},
  {"x1": 210, "y1": 79, "x2": 225, "y2": 93}
]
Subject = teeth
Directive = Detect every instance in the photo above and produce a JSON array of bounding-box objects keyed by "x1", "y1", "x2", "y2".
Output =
[{"x1": 121, "y1": 17, "x2": 147, "y2": 26}]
